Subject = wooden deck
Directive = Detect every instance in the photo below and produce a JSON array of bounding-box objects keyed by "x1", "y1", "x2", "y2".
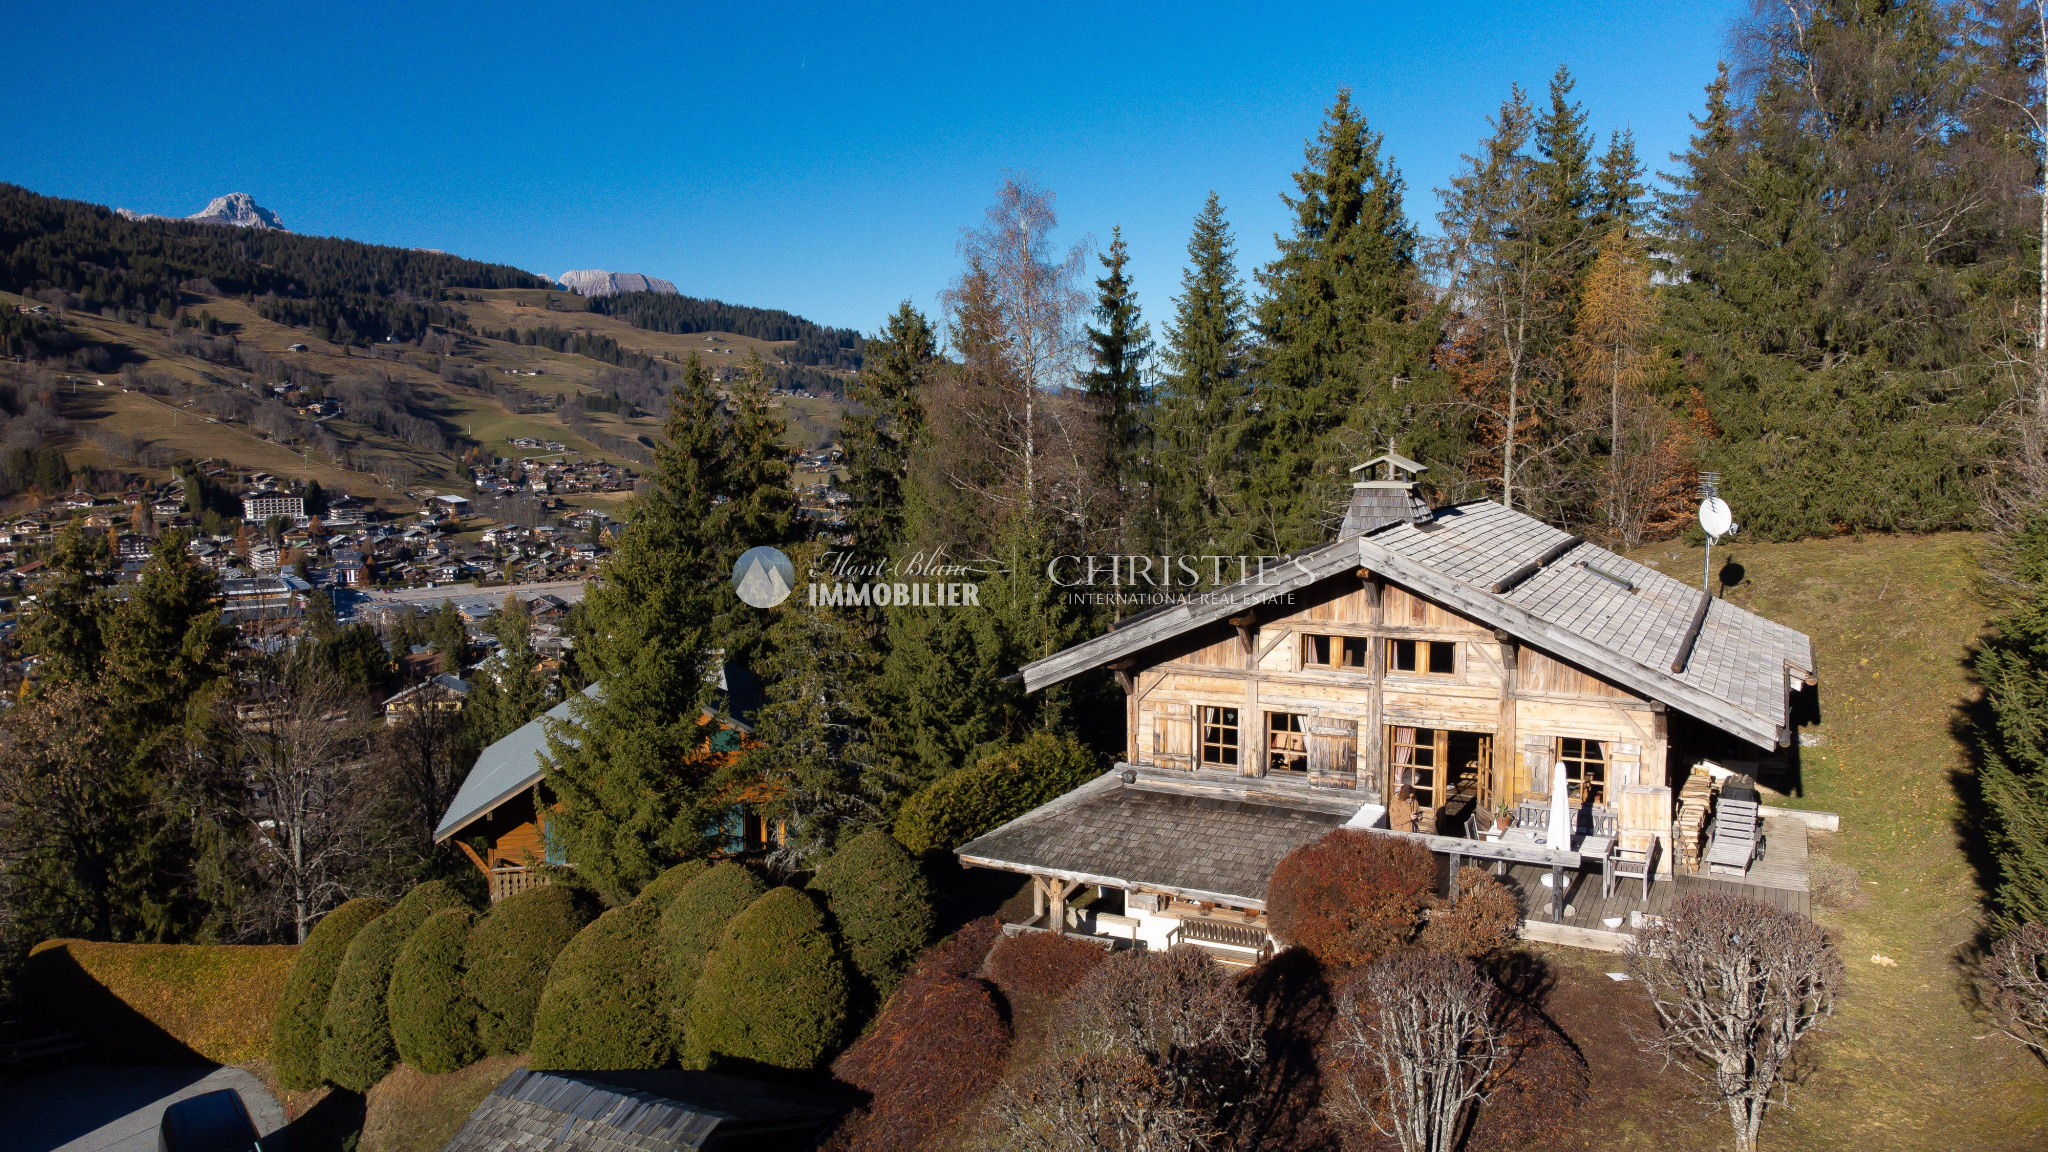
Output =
[{"x1": 1478, "y1": 818, "x2": 1811, "y2": 945}]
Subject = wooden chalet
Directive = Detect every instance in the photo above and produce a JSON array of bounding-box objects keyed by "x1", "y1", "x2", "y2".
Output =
[
  {"x1": 434, "y1": 668, "x2": 778, "y2": 903},
  {"x1": 957, "y1": 451, "x2": 1821, "y2": 958}
]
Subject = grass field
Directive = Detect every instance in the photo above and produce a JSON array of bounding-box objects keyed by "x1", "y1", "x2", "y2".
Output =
[
  {"x1": 6, "y1": 283, "x2": 849, "y2": 508},
  {"x1": 1607, "y1": 532, "x2": 2048, "y2": 1150}
]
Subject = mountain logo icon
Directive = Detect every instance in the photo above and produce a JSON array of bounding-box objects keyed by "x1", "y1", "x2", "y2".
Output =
[{"x1": 733, "y1": 546, "x2": 795, "y2": 608}]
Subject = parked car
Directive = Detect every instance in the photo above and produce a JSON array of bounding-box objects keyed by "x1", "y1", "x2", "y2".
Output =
[{"x1": 158, "y1": 1089, "x2": 262, "y2": 1152}]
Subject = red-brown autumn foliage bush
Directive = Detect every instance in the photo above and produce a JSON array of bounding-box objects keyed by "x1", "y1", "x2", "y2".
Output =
[
  {"x1": 1463, "y1": 999, "x2": 1589, "y2": 1151},
  {"x1": 1267, "y1": 830, "x2": 1437, "y2": 969},
  {"x1": 985, "y1": 930, "x2": 1109, "y2": 1000},
  {"x1": 826, "y1": 939, "x2": 1013, "y2": 1152},
  {"x1": 910, "y1": 915, "x2": 1003, "y2": 982},
  {"x1": 1420, "y1": 866, "x2": 1524, "y2": 959}
]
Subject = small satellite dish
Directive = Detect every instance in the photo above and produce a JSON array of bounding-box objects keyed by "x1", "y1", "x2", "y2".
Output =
[{"x1": 1699, "y1": 496, "x2": 1732, "y2": 539}]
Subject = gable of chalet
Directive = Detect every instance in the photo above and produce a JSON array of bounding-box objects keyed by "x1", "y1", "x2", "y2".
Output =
[{"x1": 1020, "y1": 500, "x2": 1814, "y2": 749}]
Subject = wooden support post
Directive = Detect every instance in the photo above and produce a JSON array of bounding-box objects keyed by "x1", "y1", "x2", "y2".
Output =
[
  {"x1": 1448, "y1": 851, "x2": 1462, "y2": 906},
  {"x1": 1550, "y1": 866, "x2": 1564, "y2": 922},
  {"x1": 1032, "y1": 876, "x2": 1046, "y2": 925},
  {"x1": 1495, "y1": 631, "x2": 1519, "y2": 805},
  {"x1": 1048, "y1": 879, "x2": 1081, "y2": 935},
  {"x1": 1110, "y1": 660, "x2": 1137, "y2": 765},
  {"x1": 1228, "y1": 612, "x2": 1257, "y2": 656}
]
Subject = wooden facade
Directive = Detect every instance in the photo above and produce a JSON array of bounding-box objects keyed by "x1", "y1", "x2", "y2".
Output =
[{"x1": 1117, "y1": 569, "x2": 1680, "y2": 869}]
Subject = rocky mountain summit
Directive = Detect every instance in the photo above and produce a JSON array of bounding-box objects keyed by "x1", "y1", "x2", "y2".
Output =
[
  {"x1": 556, "y1": 269, "x2": 678, "y2": 297},
  {"x1": 116, "y1": 192, "x2": 286, "y2": 230}
]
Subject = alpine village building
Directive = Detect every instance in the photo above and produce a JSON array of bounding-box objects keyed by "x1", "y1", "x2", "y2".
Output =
[{"x1": 957, "y1": 451, "x2": 1820, "y2": 960}]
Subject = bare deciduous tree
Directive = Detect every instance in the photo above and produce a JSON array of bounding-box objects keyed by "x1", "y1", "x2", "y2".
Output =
[
  {"x1": 1325, "y1": 949, "x2": 1505, "y2": 1152},
  {"x1": 233, "y1": 660, "x2": 378, "y2": 942},
  {"x1": 939, "y1": 176, "x2": 1092, "y2": 522},
  {"x1": 981, "y1": 945, "x2": 1263, "y2": 1152},
  {"x1": 1624, "y1": 893, "x2": 1843, "y2": 1152},
  {"x1": 0, "y1": 685, "x2": 141, "y2": 947},
  {"x1": 1984, "y1": 922, "x2": 2048, "y2": 1057}
]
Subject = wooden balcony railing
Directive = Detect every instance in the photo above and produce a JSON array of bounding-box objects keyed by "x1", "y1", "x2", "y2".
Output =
[{"x1": 488, "y1": 865, "x2": 553, "y2": 903}]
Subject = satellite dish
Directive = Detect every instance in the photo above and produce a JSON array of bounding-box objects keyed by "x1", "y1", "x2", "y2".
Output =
[{"x1": 1699, "y1": 496, "x2": 1732, "y2": 539}]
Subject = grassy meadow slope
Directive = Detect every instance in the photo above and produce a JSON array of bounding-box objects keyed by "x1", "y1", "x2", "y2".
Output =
[
  {"x1": 5, "y1": 283, "x2": 845, "y2": 507},
  {"x1": 1617, "y1": 532, "x2": 2048, "y2": 1150}
]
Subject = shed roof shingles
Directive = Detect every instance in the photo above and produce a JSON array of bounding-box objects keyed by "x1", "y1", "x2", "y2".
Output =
[{"x1": 958, "y1": 784, "x2": 1348, "y2": 905}]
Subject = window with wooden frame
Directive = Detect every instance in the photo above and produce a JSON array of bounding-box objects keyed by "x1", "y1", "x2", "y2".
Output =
[
  {"x1": 1301, "y1": 634, "x2": 1373, "y2": 670},
  {"x1": 1390, "y1": 726, "x2": 1440, "y2": 809},
  {"x1": 1556, "y1": 737, "x2": 1607, "y2": 804},
  {"x1": 1199, "y1": 706, "x2": 1240, "y2": 767},
  {"x1": 1388, "y1": 638, "x2": 1457, "y2": 677},
  {"x1": 1266, "y1": 712, "x2": 1308, "y2": 774}
]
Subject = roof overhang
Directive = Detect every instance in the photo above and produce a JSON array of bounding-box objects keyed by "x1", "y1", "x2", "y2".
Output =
[{"x1": 1018, "y1": 535, "x2": 1793, "y2": 749}]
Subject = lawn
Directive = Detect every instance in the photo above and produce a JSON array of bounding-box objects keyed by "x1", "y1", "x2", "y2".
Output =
[{"x1": 1610, "y1": 532, "x2": 2048, "y2": 1150}]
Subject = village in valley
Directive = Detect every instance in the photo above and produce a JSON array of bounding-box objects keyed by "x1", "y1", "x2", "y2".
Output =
[{"x1": 5, "y1": 3, "x2": 2048, "y2": 1152}]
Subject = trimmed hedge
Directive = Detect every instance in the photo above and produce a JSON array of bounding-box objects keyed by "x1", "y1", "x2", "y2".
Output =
[
  {"x1": 635, "y1": 860, "x2": 711, "y2": 909},
  {"x1": 687, "y1": 887, "x2": 849, "y2": 1071},
  {"x1": 894, "y1": 731, "x2": 1099, "y2": 853},
  {"x1": 910, "y1": 915, "x2": 1003, "y2": 983},
  {"x1": 659, "y1": 862, "x2": 765, "y2": 1025},
  {"x1": 465, "y1": 883, "x2": 594, "y2": 1055},
  {"x1": 828, "y1": 971, "x2": 1011, "y2": 1151},
  {"x1": 1266, "y1": 829, "x2": 1436, "y2": 969},
  {"x1": 528, "y1": 901, "x2": 671, "y2": 1070},
  {"x1": 320, "y1": 880, "x2": 470, "y2": 1091},
  {"x1": 807, "y1": 829, "x2": 933, "y2": 1001},
  {"x1": 985, "y1": 930, "x2": 1108, "y2": 1002},
  {"x1": 1420, "y1": 866, "x2": 1523, "y2": 959},
  {"x1": 24, "y1": 939, "x2": 297, "y2": 1067},
  {"x1": 273, "y1": 899, "x2": 386, "y2": 1089},
  {"x1": 389, "y1": 907, "x2": 480, "y2": 1073}
]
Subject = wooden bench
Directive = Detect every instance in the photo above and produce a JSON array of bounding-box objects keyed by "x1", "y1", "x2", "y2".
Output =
[{"x1": 0, "y1": 1032, "x2": 82, "y2": 1066}]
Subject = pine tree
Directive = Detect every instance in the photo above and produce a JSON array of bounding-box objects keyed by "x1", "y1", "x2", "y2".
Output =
[
  {"x1": 1082, "y1": 226, "x2": 1153, "y2": 542},
  {"x1": 100, "y1": 529, "x2": 232, "y2": 747},
  {"x1": 1254, "y1": 90, "x2": 1438, "y2": 551},
  {"x1": 18, "y1": 525, "x2": 112, "y2": 686},
  {"x1": 1154, "y1": 193, "x2": 1250, "y2": 556},
  {"x1": 1534, "y1": 65, "x2": 1598, "y2": 289},
  {"x1": 1594, "y1": 128, "x2": 1647, "y2": 231},
  {"x1": 841, "y1": 303, "x2": 936, "y2": 564},
  {"x1": 466, "y1": 603, "x2": 554, "y2": 748},
  {"x1": 549, "y1": 354, "x2": 768, "y2": 904},
  {"x1": 1972, "y1": 515, "x2": 2048, "y2": 927},
  {"x1": 735, "y1": 541, "x2": 885, "y2": 856}
]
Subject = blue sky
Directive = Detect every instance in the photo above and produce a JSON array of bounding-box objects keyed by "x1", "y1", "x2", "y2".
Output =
[{"x1": 5, "y1": 0, "x2": 1745, "y2": 333}]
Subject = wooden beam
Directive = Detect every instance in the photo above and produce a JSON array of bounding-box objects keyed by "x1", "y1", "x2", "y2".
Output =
[
  {"x1": 1551, "y1": 865, "x2": 1565, "y2": 922},
  {"x1": 1228, "y1": 612, "x2": 1257, "y2": 655},
  {"x1": 1490, "y1": 535, "x2": 1584, "y2": 594},
  {"x1": 1670, "y1": 590, "x2": 1713, "y2": 674}
]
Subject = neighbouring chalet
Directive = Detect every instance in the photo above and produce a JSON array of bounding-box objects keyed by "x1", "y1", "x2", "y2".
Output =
[
  {"x1": 434, "y1": 668, "x2": 778, "y2": 903},
  {"x1": 958, "y1": 451, "x2": 1821, "y2": 959}
]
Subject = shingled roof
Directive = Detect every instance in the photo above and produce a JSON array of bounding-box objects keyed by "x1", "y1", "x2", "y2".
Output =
[
  {"x1": 956, "y1": 768, "x2": 1358, "y2": 908},
  {"x1": 1018, "y1": 500, "x2": 1814, "y2": 749},
  {"x1": 440, "y1": 1068, "x2": 842, "y2": 1152}
]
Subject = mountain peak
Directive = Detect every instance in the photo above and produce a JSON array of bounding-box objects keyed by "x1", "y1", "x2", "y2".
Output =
[
  {"x1": 115, "y1": 192, "x2": 286, "y2": 230},
  {"x1": 557, "y1": 269, "x2": 678, "y2": 297}
]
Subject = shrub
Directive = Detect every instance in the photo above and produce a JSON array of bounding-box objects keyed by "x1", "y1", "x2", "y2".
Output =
[
  {"x1": 1324, "y1": 950, "x2": 1504, "y2": 1152},
  {"x1": 827, "y1": 972, "x2": 1011, "y2": 1152},
  {"x1": 1985, "y1": 922, "x2": 2048, "y2": 1056},
  {"x1": 1266, "y1": 829, "x2": 1436, "y2": 969},
  {"x1": 985, "y1": 945, "x2": 1264, "y2": 1150},
  {"x1": 320, "y1": 880, "x2": 469, "y2": 1091},
  {"x1": 687, "y1": 887, "x2": 850, "y2": 1071},
  {"x1": 635, "y1": 859, "x2": 710, "y2": 909},
  {"x1": 26, "y1": 940, "x2": 297, "y2": 1069},
  {"x1": 1464, "y1": 1002, "x2": 1589, "y2": 1152},
  {"x1": 808, "y1": 829, "x2": 934, "y2": 1001},
  {"x1": 659, "y1": 861, "x2": 765, "y2": 1023},
  {"x1": 910, "y1": 915, "x2": 1003, "y2": 982},
  {"x1": 528, "y1": 901, "x2": 671, "y2": 1070},
  {"x1": 985, "y1": 930, "x2": 1108, "y2": 1002},
  {"x1": 1420, "y1": 866, "x2": 1523, "y2": 959},
  {"x1": 465, "y1": 883, "x2": 595, "y2": 1055},
  {"x1": 894, "y1": 730, "x2": 1099, "y2": 853},
  {"x1": 389, "y1": 907, "x2": 480, "y2": 1074},
  {"x1": 272, "y1": 899, "x2": 386, "y2": 1089}
]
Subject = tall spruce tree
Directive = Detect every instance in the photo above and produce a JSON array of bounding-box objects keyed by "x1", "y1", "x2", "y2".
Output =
[
  {"x1": 1082, "y1": 226, "x2": 1153, "y2": 542},
  {"x1": 1658, "y1": 2, "x2": 2019, "y2": 537},
  {"x1": 466, "y1": 603, "x2": 555, "y2": 748},
  {"x1": 18, "y1": 525, "x2": 112, "y2": 686},
  {"x1": 841, "y1": 303, "x2": 936, "y2": 564},
  {"x1": 1254, "y1": 90, "x2": 1439, "y2": 551},
  {"x1": 1594, "y1": 128, "x2": 1647, "y2": 232},
  {"x1": 1972, "y1": 514, "x2": 2048, "y2": 927},
  {"x1": 1155, "y1": 193, "x2": 1251, "y2": 557},
  {"x1": 101, "y1": 529, "x2": 232, "y2": 749},
  {"x1": 549, "y1": 353, "x2": 789, "y2": 904}
]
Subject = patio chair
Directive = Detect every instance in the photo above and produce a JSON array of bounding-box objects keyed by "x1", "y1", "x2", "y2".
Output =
[
  {"x1": 1604, "y1": 832, "x2": 1660, "y2": 899},
  {"x1": 1704, "y1": 797, "x2": 1763, "y2": 876}
]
